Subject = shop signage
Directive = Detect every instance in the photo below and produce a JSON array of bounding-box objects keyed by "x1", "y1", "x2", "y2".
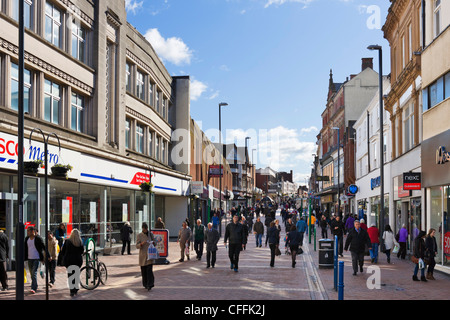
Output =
[
  {"x1": 316, "y1": 175, "x2": 330, "y2": 182},
  {"x1": 398, "y1": 186, "x2": 411, "y2": 198},
  {"x1": 190, "y1": 181, "x2": 203, "y2": 194},
  {"x1": 371, "y1": 176, "x2": 381, "y2": 190},
  {"x1": 347, "y1": 184, "x2": 358, "y2": 195},
  {"x1": 436, "y1": 146, "x2": 450, "y2": 165},
  {"x1": 403, "y1": 172, "x2": 421, "y2": 190},
  {"x1": 321, "y1": 194, "x2": 333, "y2": 203},
  {"x1": 151, "y1": 229, "x2": 169, "y2": 259},
  {"x1": 208, "y1": 165, "x2": 223, "y2": 177}
]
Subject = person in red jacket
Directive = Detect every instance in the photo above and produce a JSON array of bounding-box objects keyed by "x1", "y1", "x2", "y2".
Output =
[{"x1": 367, "y1": 223, "x2": 380, "y2": 263}]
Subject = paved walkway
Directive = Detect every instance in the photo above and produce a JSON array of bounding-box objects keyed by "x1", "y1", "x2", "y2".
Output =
[{"x1": 1, "y1": 211, "x2": 449, "y2": 301}]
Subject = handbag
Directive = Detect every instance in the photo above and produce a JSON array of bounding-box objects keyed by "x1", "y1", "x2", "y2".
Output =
[
  {"x1": 380, "y1": 243, "x2": 386, "y2": 254},
  {"x1": 275, "y1": 246, "x2": 281, "y2": 256},
  {"x1": 411, "y1": 255, "x2": 419, "y2": 264},
  {"x1": 147, "y1": 242, "x2": 159, "y2": 260}
]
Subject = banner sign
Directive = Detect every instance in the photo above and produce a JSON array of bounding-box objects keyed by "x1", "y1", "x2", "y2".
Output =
[{"x1": 208, "y1": 165, "x2": 223, "y2": 177}]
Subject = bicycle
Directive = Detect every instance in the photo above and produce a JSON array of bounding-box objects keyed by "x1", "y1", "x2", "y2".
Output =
[{"x1": 79, "y1": 238, "x2": 108, "y2": 290}]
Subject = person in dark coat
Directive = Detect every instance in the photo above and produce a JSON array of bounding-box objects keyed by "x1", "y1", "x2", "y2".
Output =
[
  {"x1": 59, "y1": 228, "x2": 84, "y2": 297},
  {"x1": 330, "y1": 215, "x2": 345, "y2": 257},
  {"x1": 224, "y1": 215, "x2": 247, "y2": 272},
  {"x1": 204, "y1": 223, "x2": 220, "y2": 268},
  {"x1": 0, "y1": 230, "x2": 9, "y2": 291},
  {"x1": 286, "y1": 225, "x2": 302, "y2": 268},
  {"x1": 267, "y1": 221, "x2": 280, "y2": 268},
  {"x1": 412, "y1": 230, "x2": 427, "y2": 282},
  {"x1": 55, "y1": 223, "x2": 66, "y2": 266},
  {"x1": 425, "y1": 228, "x2": 438, "y2": 280},
  {"x1": 253, "y1": 217, "x2": 264, "y2": 248},
  {"x1": 344, "y1": 220, "x2": 372, "y2": 276},
  {"x1": 120, "y1": 221, "x2": 133, "y2": 255}
]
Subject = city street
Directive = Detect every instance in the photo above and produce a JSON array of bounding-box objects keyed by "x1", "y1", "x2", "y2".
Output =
[{"x1": 1, "y1": 210, "x2": 449, "y2": 303}]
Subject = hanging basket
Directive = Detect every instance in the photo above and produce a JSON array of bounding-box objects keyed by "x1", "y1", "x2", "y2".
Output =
[
  {"x1": 24, "y1": 160, "x2": 43, "y2": 175},
  {"x1": 51, "y1": 164, "x2": 73, "y2": 178},
  {"x1": 139, "y1": 182, "x2": 153, "y2": 192}
]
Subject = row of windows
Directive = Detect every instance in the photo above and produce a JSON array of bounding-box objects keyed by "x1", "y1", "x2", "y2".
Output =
[
  {"x1": 6, "y1": 0, "x2": 88, "y2": 64},
  {"x1": 125, "y1": 118, "x2": 168, "y2": 165},
  {"x1": 8, "y1": 59, "x2": 88, "y2": 134},
  {"x1": 126, "y1": 62, "x2": 170, "y2": 122}
]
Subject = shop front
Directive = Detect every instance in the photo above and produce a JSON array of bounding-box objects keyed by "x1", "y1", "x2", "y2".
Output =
[
  {"x1": 422, "y1": 129, "x2": 450, "y2": 273},
  {"x1": 0, "y1": 131, "x2": 190, "y2": 269}
]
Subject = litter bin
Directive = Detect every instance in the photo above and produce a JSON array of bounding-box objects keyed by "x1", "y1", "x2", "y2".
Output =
[{"x1": 318, "y1": 239, "x2": 334, "y2": 269}]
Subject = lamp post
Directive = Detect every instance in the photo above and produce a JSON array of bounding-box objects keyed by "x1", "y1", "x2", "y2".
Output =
[
  {"x1": 29, "y1": 128, "x2": 61, "y2": 301},
  {"x1": 368, "y1": 44, "x2": 385, "y2": 241},
  {"x1": 332, "y1": 127, "x2": 341, "y2": 217},
  {"x1": 16, "y1": 0, "x2": 25, "y2": 300},
  {"x1": 219, "y1": 102, "x2": 228, "y2": 231}
]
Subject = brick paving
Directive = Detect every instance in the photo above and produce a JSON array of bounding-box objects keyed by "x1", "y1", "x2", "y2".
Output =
[{"x1": 1, "y1": 211, "x2": 449, "y2": 301}]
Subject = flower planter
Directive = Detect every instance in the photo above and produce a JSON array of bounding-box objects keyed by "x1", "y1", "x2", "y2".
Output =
[
  {"x1": 139, "y1": 183, "x2": 153, "y2": 192},
  {"x1": 24, "y1": 161, "x2": 41, "y2": 175},
  {"x1": 51, "y1": 165, "x2": 71, "y2": 178}
]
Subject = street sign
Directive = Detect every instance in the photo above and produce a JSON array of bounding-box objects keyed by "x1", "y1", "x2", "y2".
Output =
[
  {"x1": 347, "y1": 184, "x2": 358, "y2": 195},
  {"x1": 190, "y1": 181, "x2": 203, "y2": 194},
  {"x1": 208, "y1": 165, "x2": 223, "y2": 177}
]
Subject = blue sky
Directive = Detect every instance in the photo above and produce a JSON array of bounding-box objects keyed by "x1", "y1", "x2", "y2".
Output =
[{"x1": 125, "y1": 0, "x2": 391, "y2": 186}]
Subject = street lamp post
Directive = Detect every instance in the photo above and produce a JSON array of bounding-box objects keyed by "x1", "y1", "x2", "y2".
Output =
[
  {"x1": 332, "y1": 127, "x2": 341, "y2": 217},
  {"x1": 368, "y1": 44, "x2": 385, "y2": 243},
  {"x1": 29, "y1": 128, "x2": 61, "y2": 301},
  {"x1": 219, "y1": 102, "x2": 228, "y2": 233}
]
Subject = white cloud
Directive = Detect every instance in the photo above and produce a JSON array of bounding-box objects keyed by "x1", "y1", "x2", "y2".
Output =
[
  {"x1": 190, "y1": 79, "x2": 208, "y2": 101},
  {"x1": 125, "y1": 0, "x2": 143, "y2": 15},
  {"x1": 144, "y1": 28, "x2": 193, "y2": 66},
  {"x1": 300, "y1": 126, "x2": 319, "y2": 135},
  {"x1": 264, "y1": 0, "x2": 316, "y2": 9},
  {"x1": 208, "y1": 91, "x2": 220, "y2": 100}
]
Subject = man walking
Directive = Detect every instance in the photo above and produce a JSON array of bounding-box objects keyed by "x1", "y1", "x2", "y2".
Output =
[
  {"x1": 345, "y1": 220, "x2": 372, "y2": 276},
  {"x1": 0, "y1": 230, "x2": 9, "y2": 291},
  {"x1": 177, "y1": 221, "x2": 191, "y2": 262},
  {"x1": 24, "y1": 226, "x2": 45, "y2": 294},
  {"x1": 224, "y1": 215, "x2": 247, "y2": 272},
  {"x1": 330, "y1": 214, "x2": 345, "y2": 257},
  {"x1": 367, "y1": 223, "x2": 380, "y2": 263},
  {"x1": 253, "y1": 217, "x2": 264, "y2": 248},
  {"x1": 295, "y1": 217, "x2": 307, "y2": 247},
  {"x1": 204, "y1": 223, "x2": 220, "y2": 268},
  {"x1": 194, "y1": 219, "x2": 205, "y2": 260}
]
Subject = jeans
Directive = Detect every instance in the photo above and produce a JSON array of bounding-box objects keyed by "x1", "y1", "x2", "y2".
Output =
[
  {"x1": 369, "y1": 243, "x2": 379, "y2": 263},
  {"x1": 49, "y1": 260, "x2": 57, "y2": 284},
  {"x1": 228, "y1": 244, "x2": 242, "y2": 269},
  {"x1": 413, "y1": 262, "x2": 425, "y2": 278},
  {"x1": 255, "y1": 234, "x2": 262, "y2": 247},
  {"x1": 27, "y1": 259, "x2": 40, "y2": 291}
]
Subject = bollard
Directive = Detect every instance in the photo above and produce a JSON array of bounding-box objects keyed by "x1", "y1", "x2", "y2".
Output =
[
  {"x1": 338, "y1": 261, "x2": 344, "y2": 300},
  {"x1": 314, "y1": 226, "x2": 316, "y2": 251},
  {"x1": 334, "y1": 235, "x2": 338, "y2": 291}
]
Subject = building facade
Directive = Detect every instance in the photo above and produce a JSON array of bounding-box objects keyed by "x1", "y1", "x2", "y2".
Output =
[
  {"x1": 421, "y1": 0, "x2": 450, "y2": 273},
  {"x1": 0, "y1": 0, "x2": 192, "y2": 265}
]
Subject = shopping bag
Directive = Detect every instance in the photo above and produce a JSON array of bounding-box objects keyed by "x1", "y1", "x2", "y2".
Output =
[
  {"x1": 392, "y1": 245, "x2": 399, "y2": 254},
  {"x1": 418, "y1": 258, "x2": 425, "y2": 269},
  {"x1": 24, "y1": 268, "x2": 27, "y2": 284},
  {"x1": 147, "y1": 242, "x2": 159, "y2": 260}
]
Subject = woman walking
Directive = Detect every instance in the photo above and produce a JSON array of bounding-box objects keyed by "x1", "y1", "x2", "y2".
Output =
[
  {"x1": 382, "y1": 225, "x2": 398, "y2": 264},
  {"x1": 136, "y1": 222, "x2": 156, "y2": 291},
  {"x1": 59, "y1": 229, "x2": 84, "y2": 297},
  {"x1": 425, "y1": 228, "x2": 438, "y2": 280},
  {"x1": 267, "y1": 221, "x2": 280, "y2": 268},
  {"x1": 286, "y1": 225, "x2": 302, "y2": 268}
]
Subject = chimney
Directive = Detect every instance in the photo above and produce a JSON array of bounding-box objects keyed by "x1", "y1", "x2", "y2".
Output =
[{"x1": 362, "y1": 58, "x2": 373, "y2": 71}]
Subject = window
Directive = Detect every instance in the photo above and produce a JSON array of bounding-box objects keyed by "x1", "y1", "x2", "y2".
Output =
[
  {"x1": 156, "y1": 90, "x2": 160, "y2": 113},
  {"x1": 12, "y1": 0, "x2": 32, "y2": 29},
  {"x1": 401, "y1": 35, "x2": 405, "y2": 69},
  {"x1": 424, "y1": 71, "x2": 449, "y2": 111},
  {"x1": 434, "y1": 0, "x2": 441, "y2": 37},
  {"x1": 44, "y1": 79, "x2": 60, "y2": 124},
  {"x1": 125, "y1": 118, "x2": 130, "y2": 149},
  {"x1": 404, "y1": 103, "x2": 415, "y2": 152},
  {"x1": 383, "y1": 134, "x2": 387, "y2": 162},
  {"x1": 135, "y1": 123, "x2": 144, "y2": 153},
  {"x1": 125, "y1": 63, "x2": 131, "y2": 92},
  {"x1": 408, "y1": 24, "x2": 412, "y2": 60},
  {"x1": 161, "y1": 140, "x2": 166, "y2": 164},
  {"x1": 148, "y1": 82, "x2": 154, "y2": 107},
  {"x1": 45, "y1": 2, "x2": 61, "y2": 47},
  {"x1": 155, "y1": 135, "x2": 160, "y2": 161},
  {"x1": 136, "y1": 70, "x2": 145, "y2": 101},
  {"x1": 148, "y1": 130, "x2": 153, "y2": 157},
  {"x1": 373, "y1": 141, "x2": 377, "y2": 169},
  {"x1": 71, "y1": 92, "x2": 84, "y2": 132},
  {"x1": 162, "y1": 97, "x2": 167, "y2": 119},
  {"x1": 71, "y1": 20, "x2": 85, "y2": 62},
  {"x1": 11, "y1": 63, "x2": 31, "y2": 113}
]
